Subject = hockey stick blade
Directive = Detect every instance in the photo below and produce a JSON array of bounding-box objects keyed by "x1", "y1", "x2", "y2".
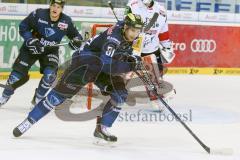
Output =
[
  {"x1": 157, "y1": 93, "x2": 212, "y2": 154},
  {"x1": 134, "y1": 63, "x2": 212, "y2": 154},
  {"x1": 144, "y1": 12, "x2": 159, "y2": 32},
  {"x1": 155, "y1": 92, "x2": 234, "y2": 155},
  {"x1": 210, "y1": 148, "x2": 234, "y2": 155}
]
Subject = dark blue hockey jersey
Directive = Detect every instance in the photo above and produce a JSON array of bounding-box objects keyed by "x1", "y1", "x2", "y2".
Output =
[
  {"x1": 83, "y1": 21, "x2": 135, "y2": 74},
  {"x1": 19, "y1": 8, "x2": 82, "y2": 50}
]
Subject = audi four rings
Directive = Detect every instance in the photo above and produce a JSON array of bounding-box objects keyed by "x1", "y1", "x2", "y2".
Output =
[{"x1": 191, "y1": 39, "x2": 216, "y2": 53}]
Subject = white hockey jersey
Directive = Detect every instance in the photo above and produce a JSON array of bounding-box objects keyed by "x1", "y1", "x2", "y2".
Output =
[{"x1": 127, "y1": 0, "x2": 171, "y2": 54}]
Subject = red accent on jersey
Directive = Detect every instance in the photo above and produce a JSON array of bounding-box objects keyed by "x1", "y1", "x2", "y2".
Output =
[
  {"x1": 107, "y1": 25, "x2": 115, "y2": 35},
  {"x1": 158, "y1": 31, "x2": 169, "y2": 41}
]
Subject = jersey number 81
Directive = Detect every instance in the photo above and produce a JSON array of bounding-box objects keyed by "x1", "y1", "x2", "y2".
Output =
[{"x1": 106, "y1": 46, "x2": 116, "y2": 57}]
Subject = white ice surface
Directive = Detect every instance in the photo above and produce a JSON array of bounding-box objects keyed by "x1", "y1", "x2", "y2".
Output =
[{"x1": 0, "y1": 75, "x2": 240, "y2": 160}]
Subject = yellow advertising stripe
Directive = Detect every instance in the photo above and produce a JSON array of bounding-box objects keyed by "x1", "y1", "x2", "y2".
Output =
[
  {"x1": 1, "y1": 68, "x2": 240, "y2": 80},
  {"x1": 167, "y1": 68, "x2": 240, "y2": 75},
  {"x1": 0, "y1": 71, "x2": 42, "y2": 80}
]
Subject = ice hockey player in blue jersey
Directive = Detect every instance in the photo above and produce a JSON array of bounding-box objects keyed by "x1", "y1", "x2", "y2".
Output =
[
  {"x1": 0, "y1": 0, "x2": 83, "y2": 107},
  {"x1": 12, "y1": 13, "x2": 144, "y2": 143}
]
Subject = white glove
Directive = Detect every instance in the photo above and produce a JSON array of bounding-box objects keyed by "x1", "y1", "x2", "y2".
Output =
[{"x1": 159, "y1": 44, "x2": 175, "y2": 64}]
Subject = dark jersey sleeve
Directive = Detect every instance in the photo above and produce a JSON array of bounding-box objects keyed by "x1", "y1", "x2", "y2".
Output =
[
  {"x1": 66, "y1": 17, "x2": 83, "y2": 40},
  {"x1": 19, "y1": 9, "x2": 38, "y2": 41}
]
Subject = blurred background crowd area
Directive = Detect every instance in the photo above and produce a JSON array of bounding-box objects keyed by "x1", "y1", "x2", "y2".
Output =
[{"x1": 0, "y1": 0, "x2": 239, "y2": 13}]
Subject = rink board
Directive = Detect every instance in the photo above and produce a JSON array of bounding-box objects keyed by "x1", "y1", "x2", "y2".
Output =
[
  {"x1": 1, "y1": 67, "x2": 240, "y2": 80},
  {"x1": 1, "y1": 16, "x2": 240, "y2": 77}
]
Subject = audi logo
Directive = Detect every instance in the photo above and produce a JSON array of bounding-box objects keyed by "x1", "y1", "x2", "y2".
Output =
[{"x1": 191, "y1": 39, "x2": 216, "y2": 53}]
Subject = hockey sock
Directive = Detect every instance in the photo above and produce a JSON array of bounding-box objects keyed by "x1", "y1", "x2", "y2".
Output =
[
  {"x1": 28, "y1": 90, "x2": 66, "y2": 122},
  {"x1": 35, "y1": 67, "x2": 56, "y2": 101},
  {"x1": 2, "y1": 71, "x2": 23, "y2": 98},
  {"x1": 101, "y1": 100, "x2": 121, "y2": 127}
]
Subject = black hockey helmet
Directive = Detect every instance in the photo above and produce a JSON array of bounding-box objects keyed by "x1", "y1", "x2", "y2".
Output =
[
  {"x1": 50, "y1": 0, "x2": 65, "y2": 7},
  {"x1": 124, "y1": 13, "x2": 144, "y2": 29}
]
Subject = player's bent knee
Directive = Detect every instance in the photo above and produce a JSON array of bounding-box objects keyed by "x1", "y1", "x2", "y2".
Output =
[
  {"x1": 42, "y1": 67, "x2": 57, "y2": 87},
  {"x1": 43, "y1": 90, "x2": 66, "y2": 110},
  {"x1": 8, "y1": 70, "x2": 29, "y2": 89}
]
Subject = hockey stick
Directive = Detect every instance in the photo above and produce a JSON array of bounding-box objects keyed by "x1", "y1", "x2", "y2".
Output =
[
  {"x1": 108, "y1": 1, "x2": 120, "y2": 22},
  {"x1": 43, "y1": 38, "x2": 86, "y2": 50},
  {"x1": 44, "y1": 41, "x2": 84, "y2": 49},
  {"x1": 38, "y1": 43, "x2": 68, "y2": 51},
  {"x1": 134, "y1": 62, "x2": 233, "y2": 155},
  {"x1": 45, "y1": 42, "x2": 68, "y2": 48}
]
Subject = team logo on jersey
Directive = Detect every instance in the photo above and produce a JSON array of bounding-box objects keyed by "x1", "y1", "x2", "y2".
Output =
[
  {"x1": 45, "y1": 28, "x2": 55, "y2": 37},
  {"x1": 40, "y1": 38, "x2": 56, "y2": 46},
  {"x1": 58, "y1": 22, "x2": 68, "y2": 30}
]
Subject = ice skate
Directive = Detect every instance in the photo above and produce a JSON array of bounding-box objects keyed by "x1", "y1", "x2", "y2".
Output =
[
  {"x1": 0, "y1": 95, "x2": 10, "y2": 108},
  {"x1": 13, "y1": 118, "x2": 35, "y2": 137},
  {"x1": 93, "y1": 124, "x2": 117, "y2": 145},
  {"x1": 93, "y1": 117, "x2": 117, "y2": 145}
]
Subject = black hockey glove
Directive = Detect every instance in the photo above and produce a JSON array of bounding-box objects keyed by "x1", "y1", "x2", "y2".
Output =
[
  {"x1": 112, "y1": 52, "x2": 129, "y2": 61},
  {"x1": 26, "y1": 38, "x2": 44, "y2": 54},
  {"x1": 68, "y1": 37, "x2": 82, "y2": 50},
  {"x1": 127, "y1": 55, "x2": 142, "y2": 71}
]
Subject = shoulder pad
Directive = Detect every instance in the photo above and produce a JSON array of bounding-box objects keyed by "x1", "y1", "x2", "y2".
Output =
[
  {"x1": 32, "y1": 9, "x2": 40, "y2": 17},
  {"x1": 32, "y1": 10, "x2": 37, "y2": 17},
  {"x1": 33, "y1": 8, "x2": 46, "y2": 17},
  {"x1": 159, "y1": 5, "x2": 167, "y2": 17},
  {"x1": 107, "y1": 36, "x2": 121, "y2": 45},
  {"x1": 61, "y1": 13, "x2": 72, "y2": 21},
  {"x1": 35, "y1": 8, "x2": 44, "y2": 13}
]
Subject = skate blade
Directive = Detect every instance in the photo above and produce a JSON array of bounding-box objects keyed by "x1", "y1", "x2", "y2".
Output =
[{"x1": 93, "y1": 137, "x2": 116, "y2": 147}]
